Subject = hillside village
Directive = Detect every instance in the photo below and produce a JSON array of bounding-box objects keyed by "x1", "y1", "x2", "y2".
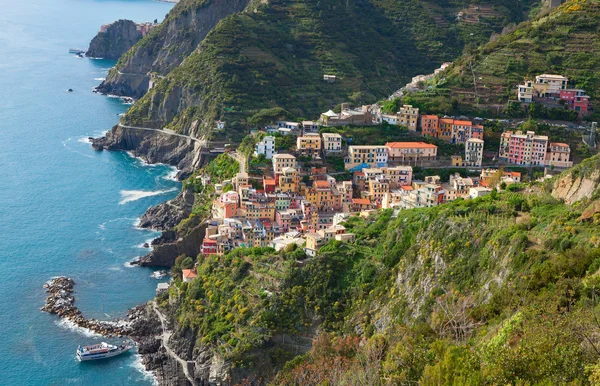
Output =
[{"x1": 178, "y1": 88, "x2": 595, "y2": 279}]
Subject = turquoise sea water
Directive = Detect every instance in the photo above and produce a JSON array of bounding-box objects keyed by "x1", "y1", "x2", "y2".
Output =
[{"x1": 0, "y1": 0, "x2": 177, "y2": 384}]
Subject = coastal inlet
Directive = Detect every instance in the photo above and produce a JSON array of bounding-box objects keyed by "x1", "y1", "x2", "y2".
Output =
[{"x1": 41, "y1": 277, "x2": 132, "y2": 337}]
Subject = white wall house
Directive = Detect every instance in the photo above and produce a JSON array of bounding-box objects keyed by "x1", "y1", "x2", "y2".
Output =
[{"x1": 254, "y1": 136, "x2": 276, "y2": 159}]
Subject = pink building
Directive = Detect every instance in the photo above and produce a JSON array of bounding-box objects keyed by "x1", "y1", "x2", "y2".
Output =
[
  {"x1": 559, "y1": 89, "x2": 590, "y2": 114},
  {"x1": 499, "y1": 131, "x2": 548, "y2": 166}
]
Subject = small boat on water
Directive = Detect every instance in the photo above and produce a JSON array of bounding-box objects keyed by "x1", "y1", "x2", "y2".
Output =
[
  {"x1": 76, "y1": 340, "x2": 133, "y2": 362},
  {"x1": 69, "y1": 48, "x2": 86, "y2": 55}
]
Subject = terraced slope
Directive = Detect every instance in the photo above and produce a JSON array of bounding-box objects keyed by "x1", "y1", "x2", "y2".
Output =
[
  {"x1": 405, "y1": 0, "x2": 600, "y2": 117},
  {"x1": 111, "y1": 0, "x2": 539, "y2": 140}
]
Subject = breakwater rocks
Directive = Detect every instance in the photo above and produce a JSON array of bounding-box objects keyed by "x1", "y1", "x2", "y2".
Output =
[{"x1": 41, "y1": 277, "x2": 132, "y2": 337}]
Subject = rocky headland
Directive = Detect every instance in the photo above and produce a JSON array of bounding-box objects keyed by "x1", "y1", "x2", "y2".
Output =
[
  {"x1": 86, "y1": 20, "x2": 144, "y2": 60},
  {"x1": 96, "y1": 0, "x2": 251, "y2": 99}
]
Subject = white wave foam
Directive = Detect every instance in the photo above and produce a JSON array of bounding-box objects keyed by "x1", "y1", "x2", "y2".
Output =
[
  {"x1": 124, "y1": 260, "x2": 139, "y2": 268},
  {"x1": 77, "y1": 137, "x2": 91, "y2": 144},
  {"x1": 137, "y1": 237, "x2": 155, "y2": 249},
  {"x1": 108, "y1": 266, "x2": 122, "y2": 272},
  {"x1": 55, "y1": 319, "x2": 102, "y2": 338},
  {"x1": 94, "y1": 77, "x2": 106, "y2": 81},
  {"x1": 130, "y1": 354, "x2": 158, "y2": 385},
  {"x1": 62, "y1": 137, "x2": 93, "y2": 159},
  {"x1": 119, "y1": 188, "x2": 177, "y2": 205},
  {"x1": 150, "y1": 270, "x2": 168, "y2": 279},
  {"x1": 163, "y1": 167, "x2": 178, "y2": 181}
]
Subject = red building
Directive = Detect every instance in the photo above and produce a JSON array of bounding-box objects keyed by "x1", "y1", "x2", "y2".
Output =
[
  {"x1": 202, "y1": 239, "x2": 217, "y2": 256},
  {"x1": 559, "y1": 89, "x2": 590, "y2": 114},
  {"x1": 420, "y1": 115, "x2": 439, "y2": 137}
]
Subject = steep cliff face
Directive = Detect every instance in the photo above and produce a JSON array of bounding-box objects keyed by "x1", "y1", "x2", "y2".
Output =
[
  {"x1": 139, "y1": 187, "x2": 196, "y2": 231},
  {"x1": 86, "y1": 20, "x2": 143, "y2": 60},
  {"x1": 552, "y1": 154, "x2": 600, "y2": 204},
  {"x1": 91, "y1": 125, "x2": 208, "y2": 177},
  {"x1": 95, "y1": 0, "x2": 251, "y2": 98},
  {"x1": 107, "y1": 0, "x2": 540, "y2": 140},
  {"x1": 138, "y1": 220, "x2": 208, "y2": 267}
]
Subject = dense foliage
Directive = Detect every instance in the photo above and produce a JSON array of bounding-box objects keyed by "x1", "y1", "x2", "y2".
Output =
[
  {"x1": 163, "y1": 153, "x2": 600, "y2": 384},
  {"x1": 123, "y1": 0, "x2": 539, "y2": 139},
  {"x1": 406, "y1": 0, "x2": 600, "y2": 120}
]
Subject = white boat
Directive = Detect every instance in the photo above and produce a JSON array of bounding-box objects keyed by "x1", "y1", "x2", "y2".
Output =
[
  {"x1": 69, "y1": 48, "x2": 86, "y2": 55},
  {"x1": 76, "y1": 340, "x2": 133, "y2": 362}
]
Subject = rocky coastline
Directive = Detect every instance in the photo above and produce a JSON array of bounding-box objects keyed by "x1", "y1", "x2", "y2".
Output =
[
  {"x1": 41, "y1": 277, "x2": 132, "y2": 336},
  {"x1": 41, "y1": 277, "x2": 192, "y2": 385}
]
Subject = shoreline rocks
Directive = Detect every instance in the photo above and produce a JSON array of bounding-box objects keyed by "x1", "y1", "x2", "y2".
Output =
[{"x1": 41, "y1": 277, "x2": 132, "y2": 337}]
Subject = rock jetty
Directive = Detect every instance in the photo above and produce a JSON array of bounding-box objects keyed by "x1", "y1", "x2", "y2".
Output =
[{"x1": 41, "y1": 277, "x2": 132, "y2": 337}]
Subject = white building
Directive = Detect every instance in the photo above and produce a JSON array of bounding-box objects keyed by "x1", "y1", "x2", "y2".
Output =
[
  {"x1": 302, "y1": 121, "x2": 319, "y2": 133},
  {"x1": 465, "y1": 138, "x2": 484, "y2": 167},
  {"x1": 469, "y1": 187, "x2": 492, "y2": 199},
  {"x1": 381, "y1": 114, "x2": 398, "y2": 125},
  {"x1": 254, "y1": 136, "x2": 275, "y2": 159},
  {"x1": 322, "y1": 133, "x2": 343, "y2": 154}
]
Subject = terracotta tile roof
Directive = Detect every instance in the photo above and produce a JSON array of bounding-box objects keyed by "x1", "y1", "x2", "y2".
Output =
[
  {"x1": 264, "y1": 178, "x2": 276, "y2": 185},
  {"x1": 315, "y1": 180, "x2": 330, "y2": 188},
  {"x1": 386, "y1": 142, "x2": 438, "y2": 149},
  {"x1": 550, "y1": 142, "x2": 569, "y2": 147},
  {"x1": 182, "y1": 269, "x2": 197, "y2": 279},
  {"x1": 453, "y1": 120, "x2": 472, "y2": 126},
  {"x1": 352, "y1": 198, "x2": 371, "y2": 205},
  {"x1": 421, "y1": 115, "x2": 438, "y2": 119},
  {"x1": 401, "y1": 186, "x2": 413, "y2": 191}
]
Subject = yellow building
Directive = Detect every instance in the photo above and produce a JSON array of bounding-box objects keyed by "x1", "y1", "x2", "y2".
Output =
[
  {"x1": 296, "y1": 133, "x2": 322, "y2": 157},
  {"x1": 243, "y1": 201, "x2": 275, "y2": 220},
  {"x1": 451, "y1": 155, "x2": 464, "y2": 167},
  {"x1": 305, "y1": 180, "x2": 342, "y2": 211},
  {"x1": 397, "y1": 105, "x2": 419, "y2": 131},
  {"x1": 367, "y1": 179, "x2": 389, "y2": 207},
  {"x1": 304, "y1": 232, "x2": 325, "y2": 256},
  {"x1": 278, "y1": 167, "x2": 298, "y2": 193},
  {"x1": 344, "y1": 145, "x2": 388, "y2": 170},
  {"x1": 272, "y1": 153, "x2": 297, "y2": 174}
]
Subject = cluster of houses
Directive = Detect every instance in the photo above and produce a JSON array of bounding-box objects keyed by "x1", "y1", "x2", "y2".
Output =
[
  {"x1": 201, "y1": 144, "x2": 527, "y2": 262},
  {"x1": 499, "y1": 130, "x2": 573, "y2": 167},
  {"x1": 318, "y1": 103, "x2": 486, "y2": 146},
  {"x1": 517, "y1": 74, "x2": 590, "y2": 114},
  {"x1": 253, "y1": 98, "x2": 574, "y2": 169}
]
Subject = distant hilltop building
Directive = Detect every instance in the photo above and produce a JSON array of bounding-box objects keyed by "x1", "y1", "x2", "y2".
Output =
[
  {"x1": 517, "y1": 74, "x2": 590, "y2": 114},
  {"x1": 320, "y1": 104, "x2": 377, "y2": 127},
  {"x1": 390, "y1": 62, "x2": 452, "y2": 99},
  {"x1": 100, "y1": 21, "x2": 157, "y2": 37}
]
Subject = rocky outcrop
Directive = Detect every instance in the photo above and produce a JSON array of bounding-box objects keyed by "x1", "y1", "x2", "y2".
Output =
[
  {"x1": 139, "y1": 187, "x2": 195, "y2": 231},
  {"x1": 91, "y1": 125, "x2": 209, "y2": 178},
  {"x1": 552, "y1": 157, "x2": 600, "y2": 204},
  {"x1": 136, "y1": 220, "x2": 209, "y2": 267},
  {"x1": 86, "y1": 20, "x2": 143, "y2": 60},
  {"x1": 96, "y1": 0, "x2": 251, "y2": 99}
]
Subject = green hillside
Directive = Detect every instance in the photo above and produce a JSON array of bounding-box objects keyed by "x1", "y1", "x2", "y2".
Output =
[
  {"x1": 122, "y1": 0, "x2": 539, "y2": 140},
  {"x1": 403, "y1": 0, "x2": 600, "y2": 120},
  {"x1": 160, "y1": 154, "x2": 600, "y2": 384}
]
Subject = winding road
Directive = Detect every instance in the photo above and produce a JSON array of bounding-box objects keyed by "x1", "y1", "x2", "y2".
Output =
[
  {"x1": 118, "y1": 123, "x2": 207, "y2": 147},
  {"x1": 153, "y1": 302, "x2": 197, "y2": 386}
]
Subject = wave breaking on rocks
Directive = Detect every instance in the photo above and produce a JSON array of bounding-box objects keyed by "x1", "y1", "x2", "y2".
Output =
[{"x1": 41, "y1": 277, "x2": 132, "y2": 337}]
